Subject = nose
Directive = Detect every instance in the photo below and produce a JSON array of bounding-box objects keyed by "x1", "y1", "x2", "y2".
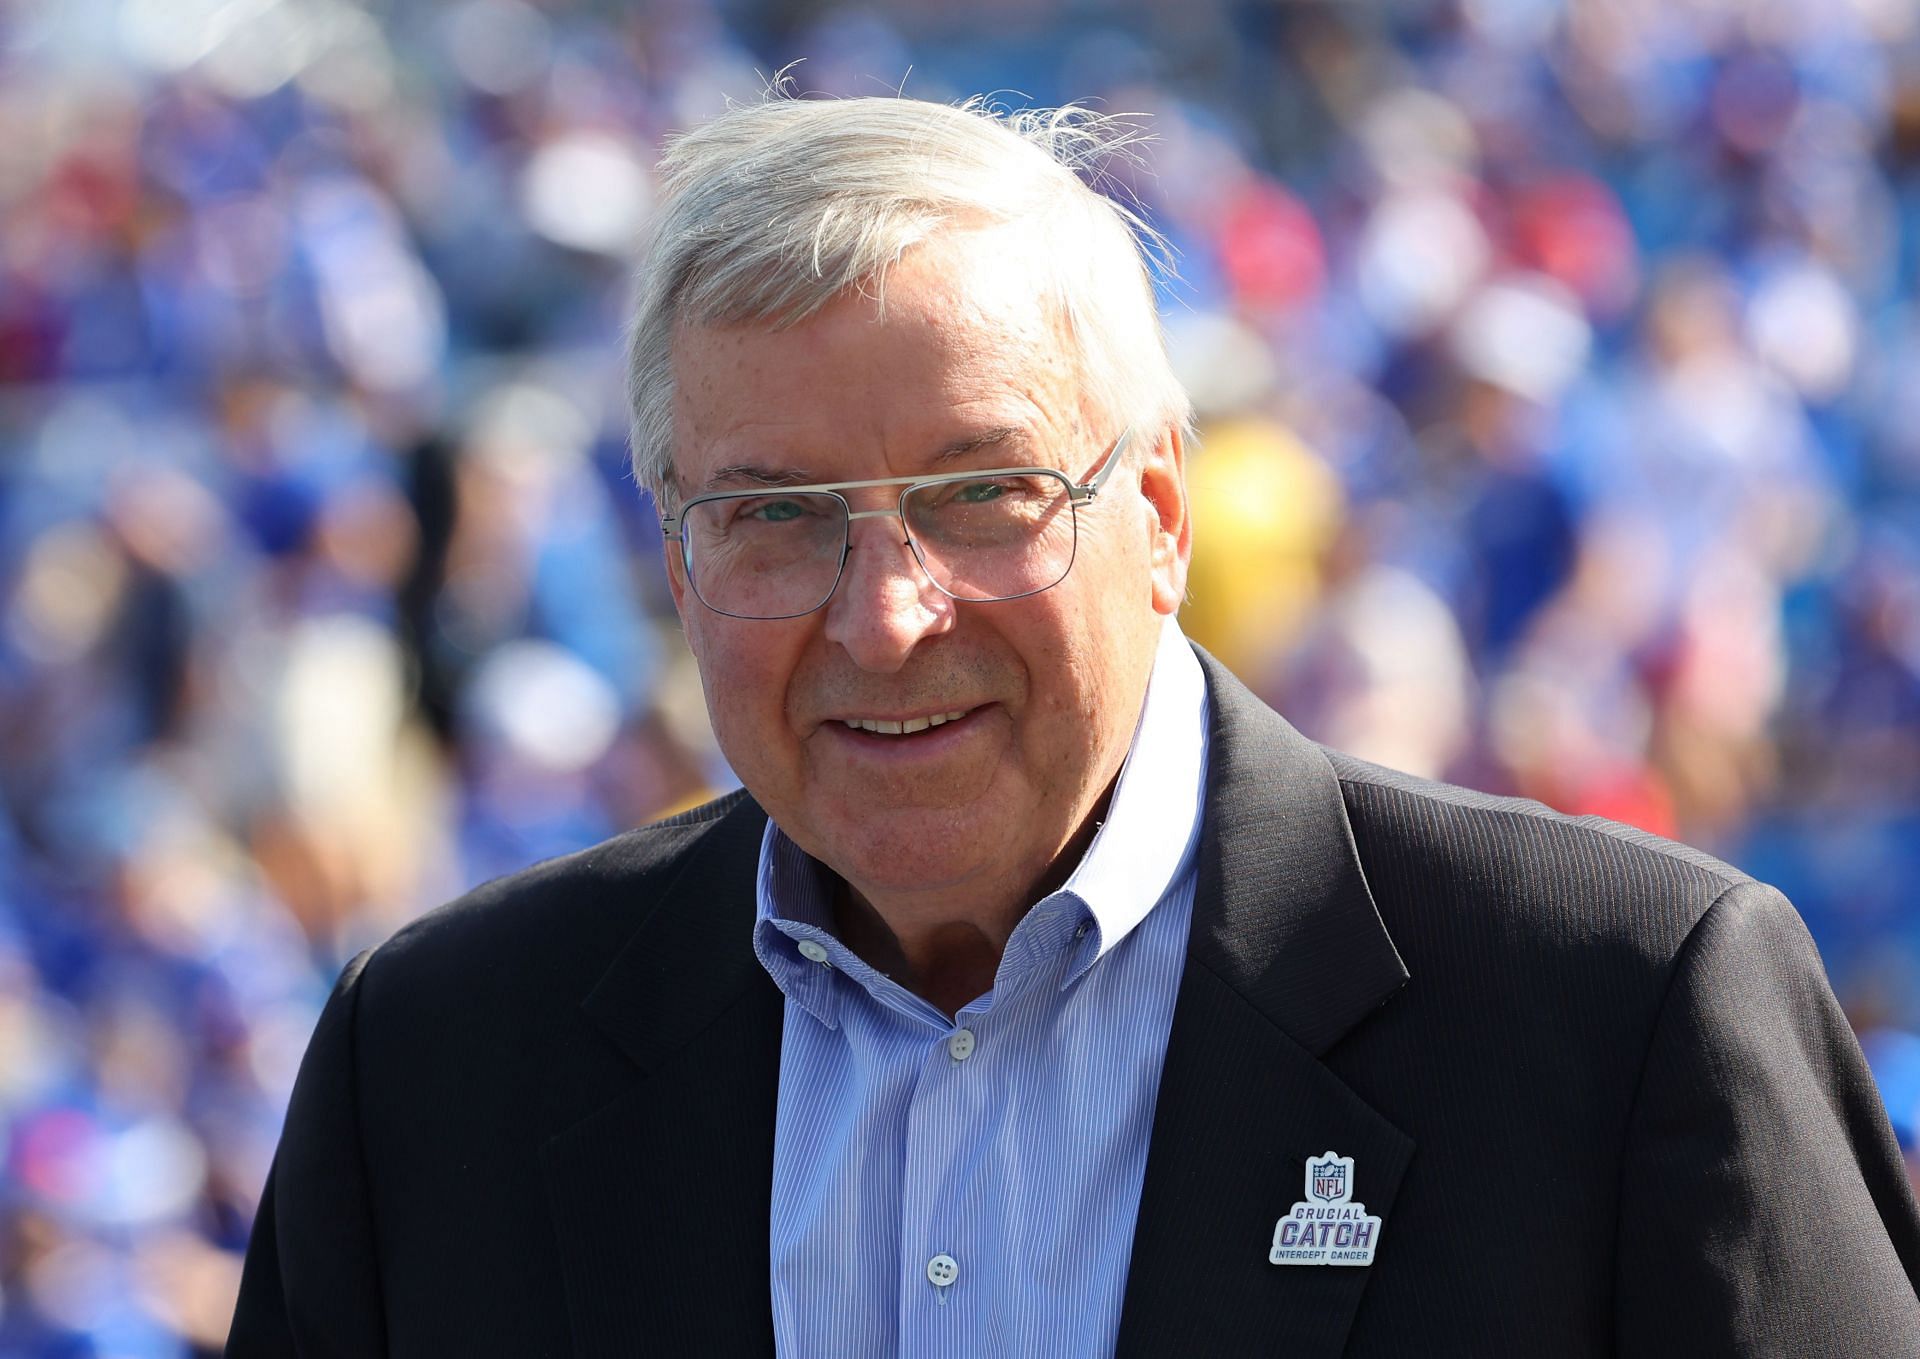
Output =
[{"x1": 821, "y1": 515, "x2": 955, "y2": 672}]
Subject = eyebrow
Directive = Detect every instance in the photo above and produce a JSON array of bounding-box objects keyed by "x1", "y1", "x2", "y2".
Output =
[
  {"x1": 699, "y1": 426, "x2": 1033, "y2": 491},
  {"x1": 701, "y1": 464, "x2": 816, "y2": 490},
  {"x1": 930, "y1": 425, "x2": 1028, "y2": 465}
]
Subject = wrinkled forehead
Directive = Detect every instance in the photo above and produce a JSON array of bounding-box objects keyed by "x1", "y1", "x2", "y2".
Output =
[{"x1": 666, "y1": 227, "x2": 1094, "y2": 486}]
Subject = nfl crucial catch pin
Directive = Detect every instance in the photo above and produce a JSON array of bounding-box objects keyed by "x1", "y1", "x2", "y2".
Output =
[{"x1": 1269, "y1": 1151, "x2": 1382, "y2": 1267}]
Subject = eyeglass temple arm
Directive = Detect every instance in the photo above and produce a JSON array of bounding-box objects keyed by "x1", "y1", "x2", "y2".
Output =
[{"x1": 1068, "y1": 427, "x2": 1133, "y2": 504}]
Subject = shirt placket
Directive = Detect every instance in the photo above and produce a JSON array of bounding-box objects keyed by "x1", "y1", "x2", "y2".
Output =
[{"x1": 896, "y1": 1001, "x2": 1000, "y2": 1359}]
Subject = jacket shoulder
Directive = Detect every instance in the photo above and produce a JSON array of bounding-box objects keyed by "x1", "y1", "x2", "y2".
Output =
[
  {"x1": 1328, "y1": 749, "x2": 1748, "y2": 883},
  {"x1": 363, "y1": 788, "x2": 761, "y2": 1005},
  {"x1": 1323, "y1": 748, "x2": 1757, "y2": 959}
]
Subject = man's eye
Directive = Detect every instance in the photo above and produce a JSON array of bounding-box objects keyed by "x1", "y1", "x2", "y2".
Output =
[
  {"x1": 742, "y1": 498, "x2": 808, "y2": 523},
  {"x1": 952, "y1": 481, "x2": 1006, "y2": 505}
]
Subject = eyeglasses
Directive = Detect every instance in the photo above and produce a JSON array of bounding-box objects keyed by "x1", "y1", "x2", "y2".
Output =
[{"x1": 661, "y1": 428, "x2": 1132, "y2": 620}]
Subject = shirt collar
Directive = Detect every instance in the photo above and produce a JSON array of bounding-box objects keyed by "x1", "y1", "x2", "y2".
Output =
[
  {"x1": 753, "y1": 617, "x2": 1209, "y2": 1019},
  {"x1": 1055, "y1": 616, "x2": 1208, "y2": 969}
]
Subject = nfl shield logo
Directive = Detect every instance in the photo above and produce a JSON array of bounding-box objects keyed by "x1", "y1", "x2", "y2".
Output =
[{"x1": 1309, "y1": 1156, "x2": 1348, "y2": 1202}]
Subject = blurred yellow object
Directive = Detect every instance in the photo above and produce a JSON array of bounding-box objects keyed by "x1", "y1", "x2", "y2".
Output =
[{"x1": 1181, "y1": 419, "x2": 1345, "y2": 681}]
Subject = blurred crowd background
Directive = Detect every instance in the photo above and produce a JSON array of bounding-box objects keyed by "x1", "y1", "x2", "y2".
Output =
[{"x1": 5, "y1": 0, "x2": 1920, "y2": 1351}]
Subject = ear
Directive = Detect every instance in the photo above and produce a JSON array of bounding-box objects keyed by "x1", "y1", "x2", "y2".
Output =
[
  {"x1": 660, "y1": 506, "x2": 692, "y2": 620},
  {"x1": 1138, "y1": 425, "x2": 1192, "y2": 617}
]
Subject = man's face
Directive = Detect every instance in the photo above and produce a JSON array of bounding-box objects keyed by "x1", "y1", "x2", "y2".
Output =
[{"x1": 665, "y1": 226, "x2": 1190, "y2": 905}]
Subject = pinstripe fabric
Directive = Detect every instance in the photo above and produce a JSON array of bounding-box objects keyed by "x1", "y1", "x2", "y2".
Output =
[{"x1": 750, "y1": 621, "x2": 1209, "y2": 1359}]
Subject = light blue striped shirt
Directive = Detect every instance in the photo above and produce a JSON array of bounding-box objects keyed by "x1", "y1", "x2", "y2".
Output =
[{"x1": 752, "y1": 621, "x2": 1210, "y2": 1358}]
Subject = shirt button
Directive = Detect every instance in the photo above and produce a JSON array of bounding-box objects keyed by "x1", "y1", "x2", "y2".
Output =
[
  {"x1": 1075, "y1": 921, "x2": 1089, "y2": 940},
  {"x1": 947, "y1": 1028, "x2": 976, "y2": 1061},
  {"x1": 926, "y1": 1254, "x2": 959, "y2": 1287},
  {"x1": 797, "y1": 940, "x2": 830, "y2": 964}
]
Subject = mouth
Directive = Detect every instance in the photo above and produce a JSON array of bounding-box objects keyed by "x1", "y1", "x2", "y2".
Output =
[
  {"x1": 838, "y1": 708, "x2": 973, "y2": 737},
  {"x1": 818, "y1": 703, "x2": 997, "y2": 757}
]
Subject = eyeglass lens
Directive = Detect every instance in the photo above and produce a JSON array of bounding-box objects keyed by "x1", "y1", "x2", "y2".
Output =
[{"x1": 682, "y1": 471, "x2": 1079, "y2": 619}]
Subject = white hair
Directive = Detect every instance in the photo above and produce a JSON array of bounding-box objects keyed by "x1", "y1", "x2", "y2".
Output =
[{"x1": 624, "y1": 92, "x2": 1192, "y2": 501}]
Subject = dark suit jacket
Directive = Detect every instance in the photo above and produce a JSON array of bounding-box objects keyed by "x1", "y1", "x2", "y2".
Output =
[{"x1": 229, "y1": 653, "x2": 1920, "y2": 1357}]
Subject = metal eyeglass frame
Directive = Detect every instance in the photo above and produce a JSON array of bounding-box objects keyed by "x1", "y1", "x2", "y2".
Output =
[{"x1": 660, "y1": 427, "x2": 1134, "y2": 619}]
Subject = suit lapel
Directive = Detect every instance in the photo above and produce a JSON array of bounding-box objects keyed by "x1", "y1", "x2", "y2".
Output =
[
  {"x1": 543, "y1": 795, "x2": 783, "y2": 1359},
  {"x1": 1118, "y1": 652, "x2": 1413, "y2": 1358}
]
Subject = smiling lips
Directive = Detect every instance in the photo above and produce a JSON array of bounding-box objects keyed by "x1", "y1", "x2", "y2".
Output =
[{"x1": 840, "y1": 708, "x2": 973, "y2": 736}]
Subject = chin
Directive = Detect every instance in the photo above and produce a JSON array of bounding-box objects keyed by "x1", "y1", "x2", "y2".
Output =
[{"x1": 801, "y1": 806, "x2": 1013, "y2": 896}]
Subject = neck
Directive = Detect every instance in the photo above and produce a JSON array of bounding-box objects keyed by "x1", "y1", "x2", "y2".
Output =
[{"x1": 831, "y1": 792, "x2": 1109, "y2": 1018}]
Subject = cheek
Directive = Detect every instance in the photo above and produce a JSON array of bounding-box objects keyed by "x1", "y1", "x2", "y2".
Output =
[
  {"x1": 1020, "y1": 534, "x2": 1159, "y2": 746},
  {"x1": 1009, "y1": 608, "x2": 1107, "y2": 763},
  {"x1": 688, "y1": 621, "x2": 797, "y2": 751}
]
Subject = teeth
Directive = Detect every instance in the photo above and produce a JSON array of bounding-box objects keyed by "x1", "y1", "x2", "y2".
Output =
[{"x1": 840, "y1": 709, "x2": 972, "y2": 736}]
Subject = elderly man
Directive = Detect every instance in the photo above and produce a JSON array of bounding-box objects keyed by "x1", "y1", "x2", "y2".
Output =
[{"x1": 229, "y1": 95, "x2": 1920, "y2": 1357}]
